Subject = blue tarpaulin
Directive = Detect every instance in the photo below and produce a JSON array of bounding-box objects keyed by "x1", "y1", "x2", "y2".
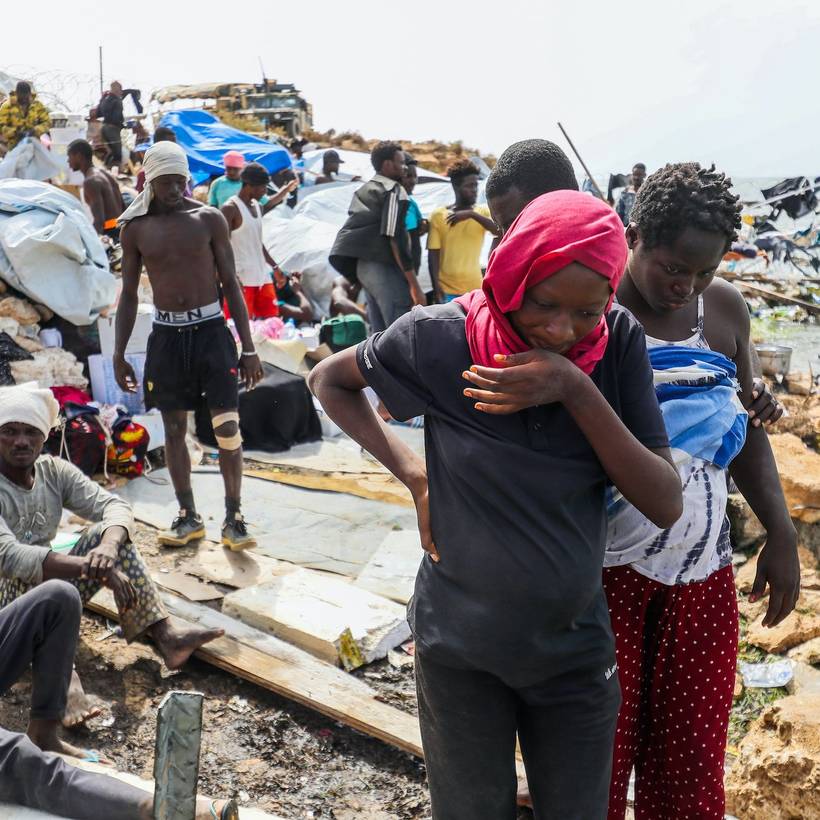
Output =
[{"x1": 159, "y1": 109, "x2": 292, "y2": 186}]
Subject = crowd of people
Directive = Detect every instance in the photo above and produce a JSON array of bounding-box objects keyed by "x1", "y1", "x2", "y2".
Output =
[{"x1": 0, "y1": 76, "x2": 803, "y2": 820}]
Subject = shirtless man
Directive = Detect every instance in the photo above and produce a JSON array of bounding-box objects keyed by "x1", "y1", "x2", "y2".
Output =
[
  {"x1": 67, "y1": 139, "x2": 125, "y2": 242},
  {"x1": 114, "y1": 141, "x2": 263, "y2": 551}
]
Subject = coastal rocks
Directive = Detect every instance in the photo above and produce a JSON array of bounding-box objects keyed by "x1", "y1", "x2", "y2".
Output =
[
  {"x1": 746, "y1": 597, "x2": 820, "y2": 654},
  {"x1": 785, "y1": 371, "x2": 814, "y2": 397},
  {"x1": 777, "y1": 394, "x2": 820, "y2": 444},
  {"x1": 725, "y1": 694, "x2": 820, "y2": 820},
  {"x1": 788, "y1": 637, "x2": 820, "y2": 665},
  {"x1": 770, "y1": 434, "x2": 820, "y2": 525},
  {"x1": 728, "y1": 494, "x2": 766, "y2": 551}
]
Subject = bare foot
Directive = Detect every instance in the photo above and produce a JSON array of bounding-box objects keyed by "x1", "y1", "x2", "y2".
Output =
[
  {"x1": 62, "y1": 669, "x2": 102, "y2": 729},
  {"x1": 150, "y1": 618, "x2": 224, "y2": 670},
  {"x1": 27, "y1": 718, "x2": 109, "y2": 763}
]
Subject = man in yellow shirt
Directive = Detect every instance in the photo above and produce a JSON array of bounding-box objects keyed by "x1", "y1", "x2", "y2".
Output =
[
  {"x1": 0, "y1": 82, "x2": 51, "y2": 152},
  {"x1": 427, "y1": 159, "x2": 499, "y2": 301}
]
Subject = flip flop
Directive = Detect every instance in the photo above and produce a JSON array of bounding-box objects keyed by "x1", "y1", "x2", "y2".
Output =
[
  {"x1": 210, "y1": 799, "x2": 239, "y2": 820},
  {"x1": 79, "y1": 749, "x2": 112, "y2": 765}
]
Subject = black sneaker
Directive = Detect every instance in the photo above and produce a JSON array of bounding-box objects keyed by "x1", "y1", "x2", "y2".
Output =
[
  {"x1": 158, "y1": 510, "x2": 206, "y2": 547},
  {"x1": 221, "y1": 513, "x2": 256, "y2": 552}
]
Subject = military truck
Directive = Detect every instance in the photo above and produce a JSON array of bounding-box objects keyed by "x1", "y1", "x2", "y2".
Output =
[{"x1": 152, "y1": 80, "x2": 313, "y2": 139}]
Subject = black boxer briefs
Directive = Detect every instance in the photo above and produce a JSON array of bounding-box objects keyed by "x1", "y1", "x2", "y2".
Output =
[{"x1": 144, "y1": 317, "x2": 239, "y2": 411}]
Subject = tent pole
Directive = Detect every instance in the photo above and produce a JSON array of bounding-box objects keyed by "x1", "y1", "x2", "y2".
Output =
[{"x1": 557, "y1": 122, "x2": 604, "y2": 199}]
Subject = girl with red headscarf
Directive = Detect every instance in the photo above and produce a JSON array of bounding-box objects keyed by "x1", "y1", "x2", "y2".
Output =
[{"x1": 309, "y1": 190, "x2": 682, "y2": 820}]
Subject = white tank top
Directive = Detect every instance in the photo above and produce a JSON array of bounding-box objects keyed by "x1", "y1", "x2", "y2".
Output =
[{"x1": 229, "y1": 196, "x2": 270, "y2": 287}]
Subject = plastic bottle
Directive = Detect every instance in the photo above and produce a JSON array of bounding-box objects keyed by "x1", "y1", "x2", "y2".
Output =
[{"x1": 281, "y1": 318, "x2": 297, "y2": 341}]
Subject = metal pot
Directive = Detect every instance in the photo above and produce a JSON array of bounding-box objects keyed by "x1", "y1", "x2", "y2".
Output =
[{"x1": 755, "y1": 344, "x2": 793, "y2": 377}]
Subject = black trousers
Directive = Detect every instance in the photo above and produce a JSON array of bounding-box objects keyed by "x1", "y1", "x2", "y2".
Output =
[
  {"x1": 101, "y1": 123, "x2": 123, "y2": 167},
  {"x1": 0, "y1": 580, "x2": 81, "y2": 720},
  {"x1": 415, "y1": 648, "x2": 621, "y2": 820},
  {"x1": 0, "y1": 580, "x2": 147, "y2": 819}
]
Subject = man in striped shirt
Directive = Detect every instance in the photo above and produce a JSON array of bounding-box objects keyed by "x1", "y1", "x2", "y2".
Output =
[{"x1": 330, "y1": 141, "x2": 426, "y2": 332}]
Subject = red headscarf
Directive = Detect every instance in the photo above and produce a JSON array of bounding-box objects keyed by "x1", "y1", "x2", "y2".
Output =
[{"x1": 456, "y1": 190, "x2": 628, "y2": 374}]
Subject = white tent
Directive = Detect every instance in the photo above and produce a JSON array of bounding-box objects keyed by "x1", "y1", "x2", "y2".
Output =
[{"x1": 263, "y1": 173, "x2": 492, "y2": 319}]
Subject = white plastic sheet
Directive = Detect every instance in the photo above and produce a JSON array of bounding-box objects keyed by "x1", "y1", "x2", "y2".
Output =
[
  {"x1": 0, "y1": 137, "x2": 63, "y2": 182},
  {"x1": 0, "y1": 179, "x2": 116, "y2": 325},
  {"x1": 263, "y1": 176, "x2": 491, "y2": 318}
]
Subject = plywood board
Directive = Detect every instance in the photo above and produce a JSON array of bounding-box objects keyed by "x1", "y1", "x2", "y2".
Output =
[
  {"x1": 115, "y1": 470, "x2": 416, "y2": 577},
  {"x1": 186, "y1": 542, "x2": 295, "y2": 589},
  {"x1": 222, "y1": 569, "x2": 411, "y2": 668},
  {"x1": 152, "y1": 571, "x2": 223, "y2": 602},
  {"x1": 246, "y1": 466, "x2": 412, "y2": 507},
  {"x1": 86, "y1": 589, "x2": 424, "y2": 758},
  {"x1": 355, "y1": 531, "x2": 423, "y2": 604}
]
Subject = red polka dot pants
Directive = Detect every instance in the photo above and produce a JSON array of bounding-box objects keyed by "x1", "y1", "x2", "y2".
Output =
[{"x1": 602, "y1": 564, "x2": 738, "y2": 820}]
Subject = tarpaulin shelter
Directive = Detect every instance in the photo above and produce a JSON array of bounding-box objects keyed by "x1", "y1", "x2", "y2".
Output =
[
  {"x1": 159, "y1": 109, "x2": 292, "y2": 186},
  {"x1": 0, "y1": 179, "x2": 116, "y2": 325}
]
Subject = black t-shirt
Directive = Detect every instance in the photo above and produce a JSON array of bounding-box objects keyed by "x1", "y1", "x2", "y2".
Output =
[{"x1": 357, "y1": 302, "x2": 668, "y2": 687}]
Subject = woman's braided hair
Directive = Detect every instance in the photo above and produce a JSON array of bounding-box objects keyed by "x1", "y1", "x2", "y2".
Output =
[{"x1": 630, "y1": 162, "x2": 742, "y2": 250}]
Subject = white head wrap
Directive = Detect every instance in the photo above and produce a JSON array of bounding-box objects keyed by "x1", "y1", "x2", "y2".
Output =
[
  {"x1": 118, "y1": 141, "x2": 190, "y2": 225},
  {"x1": 0, "y1": 386, "x2": 59, "y2": 438}
]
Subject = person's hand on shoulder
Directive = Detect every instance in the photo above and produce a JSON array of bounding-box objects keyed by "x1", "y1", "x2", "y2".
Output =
[
  {"x1": 461, "y1": 349, "x2": 579, "y2": 414},
  {"x1": 748, "y1": 377, "x2": 785, "y2": 428},
  {"x1": 446, "y1": 209, "x2": 474, "y2": 226}
]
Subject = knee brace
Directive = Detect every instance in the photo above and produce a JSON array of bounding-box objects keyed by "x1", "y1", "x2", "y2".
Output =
[{"x1": 212, "y1": 411, "x2": 242, "y2": 451}]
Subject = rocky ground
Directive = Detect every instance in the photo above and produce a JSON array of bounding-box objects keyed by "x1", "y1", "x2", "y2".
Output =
[{"x1": 0, "y1": 523, "x2": 534, "y2": 820}]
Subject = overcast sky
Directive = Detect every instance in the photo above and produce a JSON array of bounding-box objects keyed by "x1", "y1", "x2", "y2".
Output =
[{"x1": 3, "y1": 0, "x2": 818, "y2": 179}]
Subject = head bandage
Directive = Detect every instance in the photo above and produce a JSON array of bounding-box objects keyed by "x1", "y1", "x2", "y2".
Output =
[{"x1": 118, "y1": 141, "x2": 190, "y2": 225}]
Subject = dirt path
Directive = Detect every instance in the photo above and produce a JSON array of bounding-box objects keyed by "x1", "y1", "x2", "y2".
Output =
[{"x1": 0, "y1": 523, "x2": 535, "y2": 819}]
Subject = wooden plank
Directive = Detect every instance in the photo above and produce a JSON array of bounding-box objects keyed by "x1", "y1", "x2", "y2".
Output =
[
  {"x1": 355, "y1": 531, "x2": 422, "y2": 604},
  {"x1": 736, "y1": 281, "x2": 820, "y2": 315},
  {"x1": 86, "y1": 589, "x2": 425, "y2": 758},
  {"x1": 245, "y1": 466, "x2": 413, "y2": 507},
  {"x1": 222, "y1": 569, "x2": 411, "y2": 669}
]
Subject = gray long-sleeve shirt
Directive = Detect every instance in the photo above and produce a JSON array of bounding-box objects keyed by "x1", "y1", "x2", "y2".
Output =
[{"x1": 0, "y1": 456, "x2": 134, "y2": 585}]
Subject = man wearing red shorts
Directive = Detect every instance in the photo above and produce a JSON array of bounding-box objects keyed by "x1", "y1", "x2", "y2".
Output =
[{"x1": 221, "y1": 163, "x2": 281, "y2": 320}]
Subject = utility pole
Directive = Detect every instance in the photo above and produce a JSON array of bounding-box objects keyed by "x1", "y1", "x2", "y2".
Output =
[{"x1": 98, "y1": 46, "x2": 103, "y2": 96}]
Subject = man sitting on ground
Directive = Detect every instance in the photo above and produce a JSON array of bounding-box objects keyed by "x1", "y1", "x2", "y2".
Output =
[
  {"x1": 313, "y1": 149, "x2": 361, "y2": 185},
  {"x1": 330, "y1": 275, "x2": 366, "y2": 320},
  {"x1": 0, "y1": 386, "x2": 222, "y2": 727},
  {"x1": 0, "y1": 578, "x2": 238, "y2": 820},
  {"x1": 67, "y1": 139, "x2": 125, "y2": 241}
]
